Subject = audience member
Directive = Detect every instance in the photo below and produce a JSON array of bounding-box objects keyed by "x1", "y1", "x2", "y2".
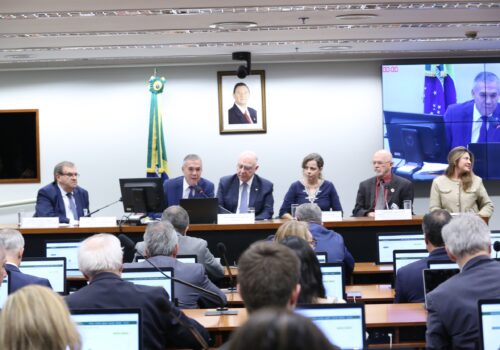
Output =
[
  {"x1": 273, "y1": 220, "x2": 315, "y2": 247},
  {"x1": 426, "y1": 213, "x2": 500, "y2": 349},
  {"x1": 65, "y1": 233, "x2": 209, "y2": 349}
]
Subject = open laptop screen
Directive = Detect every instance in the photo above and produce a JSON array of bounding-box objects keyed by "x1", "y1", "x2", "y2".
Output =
[
  {"x1": 377, "y1": 233, "x2": 425, "y2": 264},
  {"x1": 490, "y1": 231, "x2": 500, "y2": 259},
  {"x1": 393, "y1": 249, "x2": 428, "y2": 273},
  {"x1": 316, "y1": 252, "x2": 328, "y2": 264},
  {"x1": 427, "y1": 260, "x2": 459, "y2": 270},
  {"x1": 478, "y1": 299, "x2": 500, "y2": 350},
  {"x1": 19, "y1": 257, "x2": 67, "y2": 294},
  {"x1": 320, "y1": 263, "x2": 345, "y2": 300},
  {"x1": 296, "y1": 304, "x2": 366, "y2": 349},
  {"x1": 179, "y1": 198, "x2": 218, "y2": 224},
  {"x1": 121, "y1": 267, "x2": 174, "y2": 301},
  {"x1": 45, "y1": 240, "x2": 82, "y2": 277},
  {"x1": 0, "y1": 272, "x2": 9, "y2": 308},
  {"x1": 423, "y1": 268, "x2": 460, "y2": 308},
  {"x1": 71, "y1": 308, "x2": 142, "y2": 350}
]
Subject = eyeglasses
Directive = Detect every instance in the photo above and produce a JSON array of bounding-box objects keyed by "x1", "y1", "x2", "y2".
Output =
[
  {"x1": 308, "y1": 239, "x2": 317, "y2": 249},
  {"x1": 372, "y1": 161, "x2": 391, "y2": 166},
  {"x1": 60, "y1": 172, "x2": 79, "y2": 178}
]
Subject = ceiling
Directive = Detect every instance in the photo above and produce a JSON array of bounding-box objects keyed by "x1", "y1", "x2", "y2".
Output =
[{"x1": 1, "y1": 0, "x2": 499, "y2": 69}]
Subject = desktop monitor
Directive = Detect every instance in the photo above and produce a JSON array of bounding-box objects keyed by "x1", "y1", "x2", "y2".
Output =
[
  {"x1": 490, "y1": 231, "x2": 500, "y2": 259},
  {"x1": 71, "y1": 308, "x2": 142, "y2": 350},
  {"x1": 0, "y1": 272, "x2": 10, "y2": 308},
  {"x1": 121, "y1": 267, "x2": 174, "y2": 301},
  {"x1": 45, "y1": 240, "x2": 82, "y2": 277},
  {"x1": 19, "y1": 257, "x2": 67, "y2": 294},
  {"x1": 320, "y1": 263, "x2": 345, "y2": 300},
  {"x1": 478, "y1": 299, "x2": 500, "y2": 350},
  {"x1": 119, "y1": 178, "x2": 166, "y2": 213},
  {"x1": 296, "y1": 303, "x2": 366, "y2": 350},
  {"x1": 376, "y1": 232, "x2": 425, "y2": 264},
  {"x1": 316, "y1": 252, "x2": 328, "y2": 264},
  {"x1": 393, "y1": 249, "x2": 428, "y2": 273},
  {"x1": 427, "y1": 260, "x2": 459, "y2": 270}
]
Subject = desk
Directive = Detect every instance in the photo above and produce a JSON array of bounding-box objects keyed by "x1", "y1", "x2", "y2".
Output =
[{"x1": 352, "y1": 262, "x2": 394, "y2": 284}]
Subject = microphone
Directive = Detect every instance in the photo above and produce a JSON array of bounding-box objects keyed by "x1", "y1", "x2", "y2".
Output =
[
  {"x1": 85, "y1": 198, "x2": 122, "y2": 217},
  {"x1": 118, "y1": 234, "x2": 237, "y2": 316},
  {"x1": 493, "y1": 241, "x2": 500, "y2": 259},
  {"x1": 217, "y1": 242, "x2": 236, "y2": 292},
  {"x1": 195, "y1": 186, "x2": 232, "y2": 214}
]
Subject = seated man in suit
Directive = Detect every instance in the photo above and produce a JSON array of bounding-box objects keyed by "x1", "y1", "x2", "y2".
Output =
[
  {"x1": 0, "y1": 228, "x2": 52, "y2": 293},
  {"x1": 163, "y1": 154, "x2": 214, "y2": 207},
  {"x1": 65, "y1": 233, "x2": 209, "y2": 349},
  {"x1": 394, "y1": 209, "x2": 452, "y2": 303},
  {"x1": 228, "y1": 82, "x2": 258, "y2": 124},
  {"x1": 426, "y1": 213, "x2": 500, "y2": 349},
  {"x1": 295, "y1": 203, "x2": 355, "y2": 276},
  {"x1": 352, "y1": 149, "x2": 414, "y2": 217},
  {"x1": 217, "y1": 151, "x2": 274, "y2": 220},
  {"x1": 34, "y1": 161, "x2": 89, "y2": 223},
  {"x1": 126, "y1": 221, "x2": 226, "y2": 309}
]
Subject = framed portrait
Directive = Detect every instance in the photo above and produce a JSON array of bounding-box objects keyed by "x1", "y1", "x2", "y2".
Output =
[{"x1": 218, "y1": 70, "x2": 267, "y2": 134}]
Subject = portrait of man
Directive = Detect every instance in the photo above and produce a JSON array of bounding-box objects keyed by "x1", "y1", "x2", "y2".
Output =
[{"x1": 228, "y1": 82, "x2": 258, "y2": 124}]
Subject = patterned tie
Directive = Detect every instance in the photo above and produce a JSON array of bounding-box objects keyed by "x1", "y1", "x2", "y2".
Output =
[
  {"x1": 375, "y1": 180, "x2": 386, "y2": 210},
  {"x1": 477, "y1": 116, "x2": 488, "y2": 143},
  {"x1": 239, "y1": 182, "x2": 249, "y2": 213},
  {"x1": 188, "y1": 186, "x2": 195, "y2": 199},
  {"x1": 67, "y1": 192, "x2": 79, "y2": 219},
  {"x1": 243, "y1": 111, "x2": 253, "y2": 124}
]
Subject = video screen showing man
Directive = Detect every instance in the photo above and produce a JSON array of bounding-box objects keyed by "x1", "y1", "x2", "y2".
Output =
[{"x1": 228, "y1": 83, "x2": 257, "y2": 124}]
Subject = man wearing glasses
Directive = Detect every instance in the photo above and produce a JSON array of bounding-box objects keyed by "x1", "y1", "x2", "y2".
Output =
[{"x1": 34, "y1": 161, "x2": 89, "y2": 223}]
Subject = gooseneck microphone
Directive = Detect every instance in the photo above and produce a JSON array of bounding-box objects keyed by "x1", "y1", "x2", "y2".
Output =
[
  {"x1": 118, "y1": 234, "x2": 237, "y2": 316},
  {"x1": 195, "y1": 186, "x2": 232, "y2": 214},
  {"x1": 217, "y1": 242, "x2": 236, "y2": 292},
  {"x1": 85, "y1": 198, "x2": 122, "y2": 217},
  {"x1": 493, "y1": 241, "x2": 500, "y2": 259}
]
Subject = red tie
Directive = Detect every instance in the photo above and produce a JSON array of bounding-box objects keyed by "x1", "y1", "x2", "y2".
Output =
[{"x1": 244, "y1": 111, "x2": 253, "y2": 124}]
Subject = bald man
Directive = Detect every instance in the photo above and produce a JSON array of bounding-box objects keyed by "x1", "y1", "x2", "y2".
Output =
[{"x1": 352, "y1": 149, "x2": 414, "y2": 217}]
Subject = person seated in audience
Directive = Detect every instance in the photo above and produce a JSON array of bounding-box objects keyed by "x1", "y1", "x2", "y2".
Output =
[
  {"x1": 279, "y1": 153, "x2": 342, "y2": 219},
  {"x1": 352, "y1": 149, "x2": 413, "y2": 217},
  {"x1": 125, "y1": 221, "x2": 226, "y2": 309},
  {"x1": 227, "y1": 308, "x2": 340, "y2": 350},
  {"x1": 65, "y1": 233, "x2": 210, "y2": 349},
  {"x1": 280, "y1": 236, "x2": 343, "y2": 304},
  {"x1": 272, "y1": 220, "x2": 316, "y2": 248},
  {"x1": 426, "y1": 213, "x2": 500, "y2": 349},
  {"x1": 216, "y1": 151, "x2": 274, "y2": 220},
  {"x1": 34, "y1": 161, "x2": 90, "y2": 223},
  {"x1": 295, "y1": 203, "x2": 355, "y2": 275},
  {"x1": 0, "y1": 228, "x2": 52, "y2": 293},
  {"x1": 0, "y1": 285, "x2": 81, "y2": 350},
  {"x1": 136, "y1": 205, "x2": 224, "y2": 282},
  {"x1": 394, "y1": 210, "x2": 452, "y2": 303}
]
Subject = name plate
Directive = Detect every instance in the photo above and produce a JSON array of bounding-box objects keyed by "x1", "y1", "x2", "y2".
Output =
[
  {"x1": 217, "y1": 213, "x2": 255, "y2": 224},
  {"x1": 322, "y1": 211, "x2": 343, "y2": 222},
  {"x1": 79, "y1": 216, "x2": 117, "y2": 228},
  {"x1": 21, "y1": 217, "x2": 59, "y2": 228},
  {"x1": 375, "y1": 209, "x2": 412, "y2": 220}
]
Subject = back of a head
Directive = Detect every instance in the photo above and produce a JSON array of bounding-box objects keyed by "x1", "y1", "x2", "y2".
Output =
[
  {"x1": 0, "y1": 285, "x2": 81, "y2": 350},
  {"x1": 274, "y1": 220, "x2": 310, "y2": 243},
  {"x1": 161, "y1": 205, "x2": 189, "y2": 233},
  {"x1": 0, "y1": 228, "x2": 25, "y2": 254},
  {"x1": 295, "y1": 203, "x2": 322, "y2": 224},
  {"x1": 238, "y1": 242, "x2": 300, "y2": 313},
  {"x1": 144, "y1": 221, "x2": 178, "y2": 257},
  {"x1": 228, "y1": 308, "x2": 339, "y2": 350},
  {"x1": 442, "y1": 213, "x2": 491, "y2": 260},
  {"x1": 78, "y1": 233, "x2": 123, "y2": 278},
  {"x1": 423, "y1": 209, "x2": 452, "y2": 247}
]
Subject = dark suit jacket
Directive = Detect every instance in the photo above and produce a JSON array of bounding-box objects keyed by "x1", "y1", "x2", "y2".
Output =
[
  {"x1": 34, "y1": 182, "x2": 89, "y2": 223},
  {"x1": 228, "y1": 104, "x2": 257, "y2": 124},
  {"x1": 123, "y1": 255, "x2": 226, "y2": 309},
  {"x1": 216, "y1": 174, "x2": 274, "y2": 220},
  {"x1": 394, "y1": 247, "x2": 449, "y2": 303},
  {"x1": 5, "y1": 263, "x2": 52, "y2": 293},
  {"x1": 352, "y1": 174, "x2": 414, "y2": 217},
  {"x1": 444, "y1": 100, "x2": 500, "y2": 149},
  {"x1": 163, "y1": 176, "x2": 215, "y2": 207},
  {"x1": 426, "y1": 256, "x2": 500, "y2": 349},
  {"x1": 65, "y1": 272, "x2": 209, "y2": 349}
]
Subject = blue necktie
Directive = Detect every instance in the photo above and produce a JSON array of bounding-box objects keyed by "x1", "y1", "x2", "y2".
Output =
[
  {"x1": 188, "y1": 186, "x2": 195, "y2": 199},
  {"x1": 239, "y1": 182, "x2": 249, "y2": 213},
  {"x1": 477, "y1": 116, "x2": 488, "y2": 143},
  {"x1": 67, "y1": 192, "x2": 79, "y2": 219}
]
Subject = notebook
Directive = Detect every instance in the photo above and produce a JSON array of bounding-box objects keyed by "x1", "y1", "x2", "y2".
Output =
[
  {"x1": 121, "y1": 267, "x2": 174, "y2": 301},
  {"x1": 320, "y1": 263, "x2": 345, "y2": 300},
  {"x1": 19, "y1": 257, "x2": 67, "y2": 294},
  {"x1": 179, "y1": 198, "x2": 218, "y2": 224},
  {"x1": 377, "y1": 232, "x2": 425, "y2": 264}
]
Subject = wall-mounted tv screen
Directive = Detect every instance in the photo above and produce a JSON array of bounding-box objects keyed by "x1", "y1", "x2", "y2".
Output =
[
  {"x1": 382, "y1": 62, "x2": 500, "y2": 181},
  {"x1": 0, "y1": 110, "x2": 40, "y2": 183}
]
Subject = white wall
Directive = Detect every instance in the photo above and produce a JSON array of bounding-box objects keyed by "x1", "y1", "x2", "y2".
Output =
[{"x1": 0, "y1": 61, "x2": 498, "y2": 229}]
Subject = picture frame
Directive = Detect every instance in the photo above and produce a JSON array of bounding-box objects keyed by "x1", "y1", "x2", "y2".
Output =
[{"x1": 218, "y1": 70, "x2": 267, "y2": 134}]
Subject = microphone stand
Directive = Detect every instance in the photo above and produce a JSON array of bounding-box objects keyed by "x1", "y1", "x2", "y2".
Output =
[
  {"x1": 217, "y1": 242, "x2": 236, "y2": 292},
  {"x1": 195, "y1": 186, "x2": 232, "y2": 214},
  {"x1": 85, "y1": 198, "x2": 122, "y2": 217}
]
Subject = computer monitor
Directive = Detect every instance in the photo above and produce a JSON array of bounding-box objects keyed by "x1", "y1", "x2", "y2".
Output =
[
  {"x1": 119, "y1": 178, "x2": 166, "y2": 213},
  {"x1": 121, "y1": 267, "x2": 174, "y2": 301},
  {"x1": 423, "y1": 268, "x2": 460, "y2": 308},
  {"x1": 490, "y1": 231, "x2": 500, "y2": 259},
  {"x1": 45, "y1": 240, "x2": 82, "y2": 277},
  {"x1": 296, "y1": 303, "x2": 366, "y2": 350},
  {"x1": 0, "y1": 272, "x2": 10, "y2": 308},
  {"x1": 393, "y1": 249, "x2": 428, "y2": 273},
  {"x1": 19, "y1": 257, "x2": 67, "y2": 294},
  {"x1": 179, "y1": 198, "x2": 218, "y2": 224},
  {"x1": 377, "y1": 232, "x2": 425, "y2": 264},
  {"x1": 71, "y1": 308, "x2": 142, "y2": 350},
  {"x1": 176, "y1": 255, "x2": 197, "y2": 264},
  {"x1": 320, "y1": 263, "x2": 345, "y2": 300},
  {"x1": 316, "y1": 252, "x2": 328, "y2": 264},
  {"x1": 478, "y1": 299, "x2": 500, "y2": 350},
  {"x1": 427, "y1": 260, "x2": 459, "y2": 270}
]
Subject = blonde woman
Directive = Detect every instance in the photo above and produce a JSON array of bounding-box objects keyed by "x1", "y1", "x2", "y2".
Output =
[
  {"x1": 0, "y1": 285, "x2": 81, "y2": 350},
  {"x1": 429, "y1": 146, "x2": 494, "y2": 217},
  {"x1": 273, "y1": 220, "x2": 316, "y2": 249}
]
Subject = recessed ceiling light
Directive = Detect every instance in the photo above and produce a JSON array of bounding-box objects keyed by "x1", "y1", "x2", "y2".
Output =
[
  {"x1": 4, "y1": 54, "x2": 35, "y2": 58},
  {"x1": 336, "y1": 14, "x2": 378, "y2": 20},
  {"x1": 319, "y1": 45, "x2": 352, "y2": 51},
  {"x1": 209, "y1": 22, "x2": 257, "y2": 30}
]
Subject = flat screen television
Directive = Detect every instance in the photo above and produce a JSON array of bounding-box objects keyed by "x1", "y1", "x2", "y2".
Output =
[
  {"x1": 382, "y1": 61, "x2": 500, "y2": 180},
  {"x1": 119, "y1": 178, "x2": 165, "y2": 213}
]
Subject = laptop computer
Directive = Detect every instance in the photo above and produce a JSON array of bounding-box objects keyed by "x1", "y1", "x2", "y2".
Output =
[
  {"x1": 176, "y1": 254, "x2": 198, "y2": 264},
  {"x1": 45, "y1": 240, "x2": 83, "y2": 277},
  {"x1": 316, "y1": 252, "x2": 328, "y2": 264},
  {"x1": 19, "y1": 257, "x2": 67, "y2": 294},
  {"x1": 377, "y1": 232, "x2": 425, "y2": 264},
  {"x1": 478, "y1": 299, "x2": 500, "y2": 350},
  {"x1": 427, "y1": 260, "x2": 459, "y2": 269},
  {"x1": 423, "y1": 268, "x2": 460, "y2": 308},
  {"x1": 179, "y1": 198, "x2": 218, "y2": 224},
  {"x1": 121, "y1": 267, "x2": 174, "y2": 301},
  {"x1": 296, "y1": 303, "x2": 366, "y2": 350},
  {"x1": 71, "y1": 308, "x2": 142, "y2": 350},
  {"x1": 320, "y1": 263, "x2": 345, "y2": 300},
  {"x1": 393, "y1": 249, "x2": 428, "y2": 273},
  {"x1": 0, "y1": 271, "x2": 10, "y2": 308}
]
